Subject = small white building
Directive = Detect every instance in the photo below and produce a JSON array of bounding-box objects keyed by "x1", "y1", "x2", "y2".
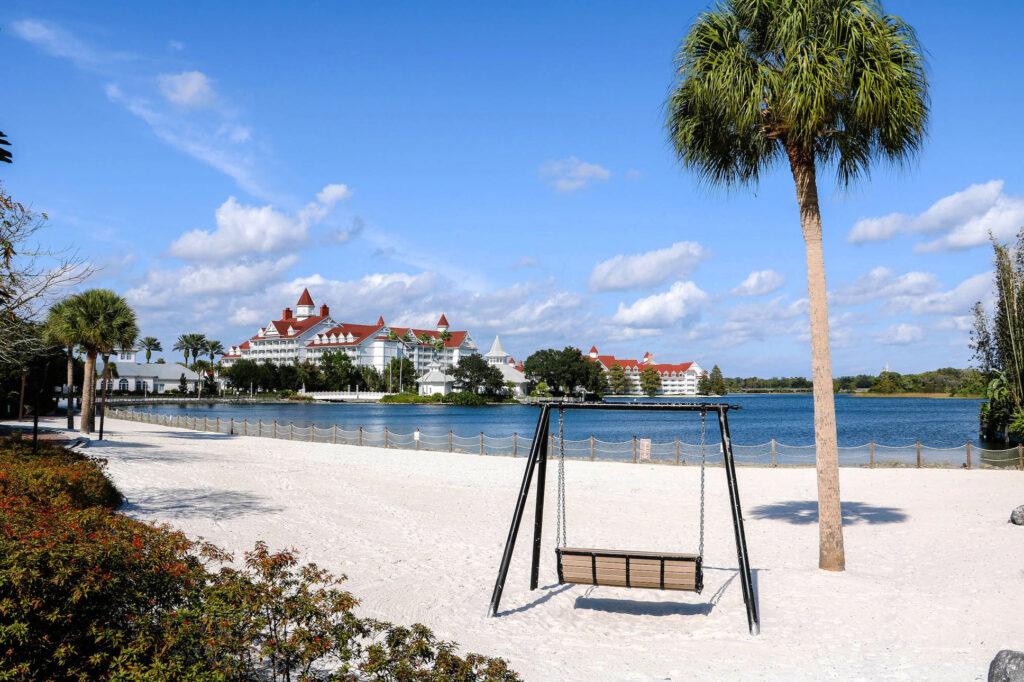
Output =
[
  {"x1": 418, "y1": 369, "x2": 455, "y2": 396},
  {"x1": 97, "y1": 347, "x2": 201, "y2": 394},
  {"x1": 484, "y1": 335, "x2": 529, "y2": 396}
]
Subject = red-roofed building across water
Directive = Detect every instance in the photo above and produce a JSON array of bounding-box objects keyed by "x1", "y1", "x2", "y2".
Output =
[
  {"x1": 220, "y1": 290, "x2": 478, "y2": 376},
  {"x1": 584, "y1": 346, "x2": 705, "y2": 396}
]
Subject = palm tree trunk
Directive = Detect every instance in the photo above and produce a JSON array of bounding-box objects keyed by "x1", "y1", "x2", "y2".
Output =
[
  {"x1": 786, "y1": 142, "x2": 845, "y2": 572},
  {"x1": 66, "y1": 346, "x2": 74, "y2": 429},
  {"x1": 81, "y1": 351, "x2": 97, "y2": 433},
  {"x1": 99, "y1": 354, "x2": 110, "y2": 441}
]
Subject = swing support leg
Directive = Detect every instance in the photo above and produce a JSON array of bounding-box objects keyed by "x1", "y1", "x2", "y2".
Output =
[
  {"x1": 488, "y1": 405, "x2": 550, "y2": 617},
  {"x1": 530, "y1": 418, "x2": 550, "y2": 590},
  {"x1": 718, "y1": 408, "x2": 760, "y2": 636}
]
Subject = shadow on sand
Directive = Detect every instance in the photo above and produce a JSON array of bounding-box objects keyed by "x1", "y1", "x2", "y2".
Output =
[
  {"x1": 749, "y1": 500, "x2": 907, "y2": 525},
  {"x1": 124, "y1": 487, "x2": 283, "y2": 520}
]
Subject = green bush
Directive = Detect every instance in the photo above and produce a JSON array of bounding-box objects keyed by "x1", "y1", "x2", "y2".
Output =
[
  {"x1": 379, "y1": 392, "x2": 445, "y2": 404},
  {"x1": 444, "y1": 392, "x2": 487, "y2": 407},
  {"x1": 0, "y1": 437, "x2": 518, "y2": 681}
]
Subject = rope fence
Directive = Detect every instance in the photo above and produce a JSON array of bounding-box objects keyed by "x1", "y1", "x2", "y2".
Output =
[{"x1": 106, "y1": 407, "x2": 1024, "y2": 470}]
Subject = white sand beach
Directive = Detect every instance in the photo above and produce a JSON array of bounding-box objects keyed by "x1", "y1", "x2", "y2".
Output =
[{"x1": 23, "y1": 417, "x2": 1024, "y2": 680}]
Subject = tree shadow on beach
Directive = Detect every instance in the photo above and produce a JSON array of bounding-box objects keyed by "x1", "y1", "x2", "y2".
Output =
[
  {"x1": 749, "y1": 500, "x2": 907, "y2": 525},
  {"x1": 124, "y1": 487, "x2": 283, "y2": 520}
]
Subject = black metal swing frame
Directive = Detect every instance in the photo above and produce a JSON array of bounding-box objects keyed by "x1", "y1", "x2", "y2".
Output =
[{"x1": 486, "y1": 402, "x2": 760, "y2": 636}]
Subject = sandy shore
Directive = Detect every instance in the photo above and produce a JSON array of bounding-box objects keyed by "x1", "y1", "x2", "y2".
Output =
[{"x1": 16, "y1": 417, "x2": 1024, "y2": 680}]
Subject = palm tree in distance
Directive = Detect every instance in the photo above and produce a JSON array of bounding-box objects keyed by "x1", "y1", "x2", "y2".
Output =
[
  {"x1": 139, "y1": 336, "x2": 162, "y2": 363},
  {"x1": 437, "y1": 329, "x2": 452, "y2": 371},
  {"x1": 666, "y1": 0, "x2": 928, "y2": 571},
  {"x1": 203, "y1": 339, "x2": 224, "y2": 365},
  {"x1": 59, "y1": 289, "x2": 138, "y2": 433},
  {"x1": 172, "y1": 334, "x2": 191, "y2": 365},
  {"x1": 44, "y1": 298, "x2": 81, "y2": 429},
  {"x1": 187, "y1": 334, "x2": 207, "y2": 369}
]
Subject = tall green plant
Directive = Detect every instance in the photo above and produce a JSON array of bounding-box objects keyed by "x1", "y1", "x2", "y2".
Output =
[
  {"x1": 58, "y1": 290, "x2": 138, "y2": 433},
  {"x1": 972, "y1": 231, "x2": 1024, "y2": 440},
  {"x1": 666, "y1": 0, "x2": 928, "y2": 571},
  {"x1": 139, "y1": 336, "x2": 162, "y2": 363}
]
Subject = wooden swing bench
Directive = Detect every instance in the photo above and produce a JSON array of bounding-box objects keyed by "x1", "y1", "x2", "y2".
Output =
[{"x1": 556, "y1": 547, "x2": 703, "y2": 593}]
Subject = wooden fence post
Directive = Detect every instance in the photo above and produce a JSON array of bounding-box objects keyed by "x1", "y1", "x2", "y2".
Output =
[
  {"x1": 916, "y1": 440, "x2": 921, "y2": 468},
  {"x1": 966, "y1": 441, "x2": 972, "y2": 469},
  {"x1": 384, "y1": 426, "x2": 389, "y2": 448},
  {"x1": 869, "y1": 440, "x2": 874, "y2": 468},
  {"x1": 274, "y1": 419, "x2": 278, "y2": 438},
  {"x1": 480, "y1": 432, "x2": 484, "y2": 455},
  {"x1": 310, "y1": 423, "x2": 315, "y2": 442},
  {"x1": 333, "y1": 424, "x2": 338, "y2": 444},
  {"x1": 290, "y1": 422, "x2": 294, "y2": 440},
  {"x1": 633, "y1": 436, "x2": 637, "y2": 463},
  {"x1": 415, "y1": 430, "x2": 419, "y2": 450},
  {"x1": 549, "y1": 433, "x2": 554, "y2": 459},
  {"x1": 358, "y1": 426, "x2": 363, "y2": 446},
  {"x1": 449, "y1": 430, "x2": 453, "y2": 452},
  {"x1": 513, "y1": 432, "x2": 517, "y2": 457},
  {"x1": 592, "y1": 435, "x2": 596, "y2": 462},
  {"x1": 258, "y1": 418, "x2": 262, "y2": 437},
  {"x1": 771, "y1": 439, "x2": 776, "y2": 467},
  {"x1": 675, "y1": 438, "x2": 680, "y2": 465},
  {"x1": 229, "y1": 417, "x2": 233, "y2": 435}
]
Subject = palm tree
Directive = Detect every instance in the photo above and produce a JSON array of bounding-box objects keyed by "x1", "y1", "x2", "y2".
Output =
[
  {"x1": 43, "y1": 298, "x2": 80, "y2": 429},
  {"x1": 139, "y1": 336, "x2": 162, "y2": 363},
  {"x1": 173, "y1": 334, "x2": 191, "y2": 365},
  {"x1": 666, "y1": 0, "x2": 927, "y2": 571},
  {"x1": 59, "y1": 289, "x2": 138, "y2": 433},
  {"x1": 437, "y1": 329, "x2": 452, "y2": 371}
]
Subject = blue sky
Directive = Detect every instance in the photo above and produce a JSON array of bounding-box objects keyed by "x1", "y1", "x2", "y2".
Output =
[{"x1": 4, "y1": 1, "x2": 1024, "y2": 375}]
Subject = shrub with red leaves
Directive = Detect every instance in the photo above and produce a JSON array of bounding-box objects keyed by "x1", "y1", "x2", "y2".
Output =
[{"x1": 0, "y1": 436, "x2": 518, "y2": 681}]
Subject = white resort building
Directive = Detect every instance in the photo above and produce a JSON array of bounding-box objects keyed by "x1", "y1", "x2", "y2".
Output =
[
  {"x1": 585, "y1": 346, "x2": 704, "y2": 396},
  {"x1": 95, "y1": 347, "x2": 201, "y2": 394},
  {"x1": 220, "y1": 289, "x2": 478, "y2": 375},
  {"x1": 484, "y1": 335, "x2": 528, "y2": 396}
]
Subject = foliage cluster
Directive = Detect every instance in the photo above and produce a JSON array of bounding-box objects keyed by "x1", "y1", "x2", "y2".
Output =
[
  {"x1": 862, "y1": 368, "x2": 984, "y2": 396},
  {"x1": 451, "y1": 354, "x2": 504, "y2": 396},
  {"x1": 0, "y1": 437, "x2": 518, "y2": 680},
  {"x1": 697, "y1": 365, "x2": 727, "y2": 396},
  {"x1": 971, "y1": 230, "x2": 1024, "y2": 440},
  {"x1": 522, "y1": 347, "x2": 606, "y2": 397},
  {"x1": 638, "y1": 366, "x2": 661, "y2": 397}
]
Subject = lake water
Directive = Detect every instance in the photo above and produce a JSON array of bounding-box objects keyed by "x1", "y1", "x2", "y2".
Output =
[{"x1": 135, "y1": 394, "x2": 985, "y2": 448}]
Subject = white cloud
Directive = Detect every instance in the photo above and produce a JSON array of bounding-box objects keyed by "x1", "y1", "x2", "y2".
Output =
[
  {"x1": 831, "y1": 267, "x2": 941, "y2": 307},
  {"x1": 539, "y1": 156, "x2": 611, "y2": 193},
  {"x1": 883, "y1": 272, "x2": 991, "y2": 316},
  {"x1": 125, "y1": 255, "x2": 299, "y2": 309},
  {"x1": 731, "y1": 269, "x2": 785, "y2": 297},
  {"x1": 169, "y1": 184, "x2": 347, "y2": 261},
  {"x1": 612, "y1": 281, "x2": 708, "y2": 328},
  {"x1": 511, "y1": 257, "x2": 540, "y2": 269},
  {"x1": 590, "y1": 241, "x2": 708, "y2": 292},
  {"x1": 158, "y1": 71, "x2": 218, "y2": 108},
  {"x1": 847, "y1": 181, "x2": 1024, "y2": 252},
  {"x1": 873, "y1": 323, "x2": 924, "y2": 345},
  {"x1": 11, "y1": 19, "x2": 121, "y2": 68},
  {"x1": 168, "y1": 40, "x2": 184, "y2": 51}
]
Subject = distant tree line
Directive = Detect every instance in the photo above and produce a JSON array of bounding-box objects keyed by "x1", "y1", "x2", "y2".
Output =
[{"x1": 725, "y1": 369, "x2": 983, "y2": 396}]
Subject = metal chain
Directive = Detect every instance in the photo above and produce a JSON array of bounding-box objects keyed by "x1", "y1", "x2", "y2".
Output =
[
  {"x1": 556, "y1": 407, "x2": 567, "y2": 549},
  {"x1": 699, "y1": 410, "x2": 706, "y2": 560}
]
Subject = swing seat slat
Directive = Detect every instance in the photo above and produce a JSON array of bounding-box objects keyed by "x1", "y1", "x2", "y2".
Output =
[{"x1": 556, "y1": 547, "x2": 703, "y2": 593}]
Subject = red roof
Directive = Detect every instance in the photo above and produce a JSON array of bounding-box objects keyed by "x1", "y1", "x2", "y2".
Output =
[
  {"x1": 297, "y1": 288, "x2": 314, "y2": 306},
  {"x1": 584, "y1": 352, "x2": 695, "y2": 375},
  {"x1": 377, "y1": 315, "x2": 385, "y2": 326},
  {"x1": 250, "y1": 315, "x2": 327, "y2": 341},
  {"x1": 437, "y1": 314, "x2": 449, "y2": 326},
  {"x1": 589, "y1": 346, "x2": 598, "y2": 354}
]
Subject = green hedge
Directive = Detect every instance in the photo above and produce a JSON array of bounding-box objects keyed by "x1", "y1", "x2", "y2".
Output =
[{"x1": 0, "y1": 436, "x2": 518, "y2": 681}]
